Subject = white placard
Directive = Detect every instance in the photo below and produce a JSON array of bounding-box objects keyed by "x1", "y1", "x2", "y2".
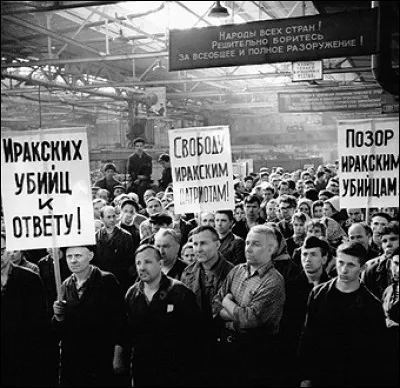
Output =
[
  {"x1": 168, "y1": 126, "x2": 235, "y2": 214},
  {"x1": 292, "y1": 60, "x2": 323, "y2": 82},
  {"x1": 337, "y1": 118, "x2": 399, "y2": 209},
  {"x1": 1, "y1": 128, "x2": 96, "y2": 250}
]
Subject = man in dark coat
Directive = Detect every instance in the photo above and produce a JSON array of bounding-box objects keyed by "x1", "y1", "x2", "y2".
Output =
[
  {"x1": 53, "y1": 245, "x2": 126, "y2": 387},
  {"x1": 125, "y1": 244, "x2": 202, "y2": 386},
  {"x1": 298, "y1": 241, "x2": 388, "y2": 387},
  {"x1": 95, "y1": 206, "x2": 135, "y2": 294},
  {"x1": 158, "y1": 153, "x2": 172, "y2": 190},
  {"x1": 94, "y1": 163, "x2": 123, "y2": 201},
  {"x1": 126, "y1": 137, "x2": 152, "y2": 206},
  {"x1": 1, "y1": 232, "x2": 52, "y2": 386}
]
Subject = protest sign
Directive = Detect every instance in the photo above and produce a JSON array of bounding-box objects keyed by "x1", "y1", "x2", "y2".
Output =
[
  {"x1": 337, "y1": 118, "x2": 399, "y2": 208},
  {"x1": 168, "y1": 126, "x2": 234, "y2": 214},
  {"x1": 1, "y1": 127, "x2": 95, "y2": 251}
]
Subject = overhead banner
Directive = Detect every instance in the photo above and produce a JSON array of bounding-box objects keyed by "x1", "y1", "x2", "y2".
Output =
[
  {"x1": 169, "y1": 9, "x2": 377, "y2": 71},
  {"x1": 1, "y1": 128, "x2": 96, "y2": 251},
  {"x1": 168, "y1": 126, "x2": 234, "y2": 214},
  {"x1": 337, "y1": 118, "x2": 399, "y2": 209}
]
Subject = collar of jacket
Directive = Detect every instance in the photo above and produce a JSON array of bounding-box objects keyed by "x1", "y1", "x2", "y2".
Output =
[{"x1": 185, "y1": 253, "x2": 228, "y2": 277}]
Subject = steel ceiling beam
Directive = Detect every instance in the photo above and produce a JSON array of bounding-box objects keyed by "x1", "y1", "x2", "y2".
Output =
[{"x1": 1, "y1": 51, "x2": 169, "y2": 68}]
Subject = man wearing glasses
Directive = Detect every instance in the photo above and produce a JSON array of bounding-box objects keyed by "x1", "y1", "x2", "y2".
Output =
[{"x1": 277, "y1": 194, "x2": 297, "y2": 239}]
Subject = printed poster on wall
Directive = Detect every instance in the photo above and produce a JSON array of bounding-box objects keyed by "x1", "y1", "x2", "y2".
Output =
[
  {"x1": 168, "y1": 126, "x2": 235, "y2": 214},
  {"x1": 337, "y1": 118, "x2": 399, "y2": 209},
  {"x1": 1, "y1": 127, "x2": 95, "y2": 251}
]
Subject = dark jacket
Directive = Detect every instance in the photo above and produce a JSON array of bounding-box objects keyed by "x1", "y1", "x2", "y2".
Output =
[
  {"x1": 159, "y1": 166, "x2": 172, "y2": 190},
  {"x1": 53, "y1": 266, "x2": 126, "y2": 387},
  {"x1": 125, "y1": 274, "x2": 203, "y2": 386},
  {"x1": 219, "y1": 232, "x2": 246, "y2": 265},
  {"x1": 277, "y1": 219, "x2": 294, "y2": 239},
  {"x1": 167, "y1": 258, "x2": 188, "y2": 281},
  {"x1": 232, "y1": 217, "x2": 265, "y2": 240},
  {"x1": 95, "y1": 226, "x2": 135, "y2": 293},
  {"x1": 362, "y1": 254, "x2": 393, "y2": 300},
  {"x1": 298, "y1": 279, "x2": 388, "y2": 386},
  {"x1": 127, "y1": 151, "x2": 152, "y2": 181},
  {"x1": 2, "y1": 264, "x2": 51, "y2": 386},
  {"x1": 94, "y1": 176, "x2": 123, "y2": 198},
  {"x1": 38, "y1": 254, "x2": 71, "y2": 317}
]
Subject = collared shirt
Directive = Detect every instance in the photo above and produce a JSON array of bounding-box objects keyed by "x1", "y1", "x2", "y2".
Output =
[
  {"x1": 213, "y1": 261, "x2": 285, "y2": 333},
  {"x1": 71, "y1": 266, "x2": 93, "y2": 299}
]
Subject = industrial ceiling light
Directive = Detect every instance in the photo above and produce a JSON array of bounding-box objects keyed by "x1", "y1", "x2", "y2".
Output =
[
  {"x1": 153, "y1": 59, "x2": 166, "y2": 71},
  {"x1": 208, "y1": 1, "x2": 229, "y2": 18}
]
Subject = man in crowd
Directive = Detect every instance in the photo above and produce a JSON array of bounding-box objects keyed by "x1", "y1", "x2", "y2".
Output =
[
  {"x1": 139, "y1": 197, "x2": 164, "y2": 240},
  {"x1": 280, "y1": 236, "x2": 330, "y2": 385},
  {"x1": 158, "y1": 153, "x2": 172, "y2": 190},
  {"x1": 232, "y1": 194, "x2": 265, "y2": 239},
  {"x1": 154, "y1": 228, "x2": 187, "y2": 280},
  {"x1": 348, "y1": 222, "x2": 380, "y2": 261},
  {"x1": 212, "y1": 225, "x2": 285, "y2": 386},
  {"x1": 53, "y1": 245, "x2": 126, "y2": 387},
  {"x1": 118, "y1": 199, "x2": 141, "y2": 253},
  {"x1": 94, "y1": 163, "x2": 122, "y2": 201},
  {"x1": 298, "y1": 241, "x2": 388, "y2": 387},
  {"x1": 127, "y1": 137, "x2": 152, "y2": 206},
  {"x1": 95, "y1": 205, "x2": 135, "y2": 293},
  {"x1": 347, "y1": 207, "x2": 364, "y2": 224},
  {"x1": 141, "y1": 213, "x2": 173, "y2": 245},
  {"x1": 277, "y1": 194, "x2": 297, "y2": 238},
  {"x1": 200, "y1": 212, "x2": 215, "y2": 228},
  {"x1": 369, "y1": 212, "x2": 392, "y2": 254},
  {"x1": 1, "y1": 232, "x2": 52, "y2": 386},
  {"x1": 181, "y1": 225, "x2": 233, "y2": 370},
  {"x1": 362, "y1": 222, "x2": 399, "y2": 299},
  {"x1": 124, "y1": 244, "x2": 202, "y2": 386},
  {"x1": 9, "y1": 248, "x2": 39, "y2": 273},
  {"x1": 215, "y1": 210, "x2": 245, "y2": 265}
]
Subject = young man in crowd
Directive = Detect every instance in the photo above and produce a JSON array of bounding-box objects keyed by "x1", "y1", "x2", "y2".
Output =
[
  {"x1": 362, "y1": 222, "x2": 399, "y2": 300},
  {"x1": 126, "y1": 137, "x2": 152, "y2": 206},
  {"x1": 215, "y1": 210, "x2": 245, "y2": 265},
  {"x1": 298, "y1": 241, "x2": 388, "y2": 387},
  {"x1": 232, "y1": 194, "x2": 265, "y2": 239},
  {"x1": 94, "y1": 163, "x2": 123, "y2": 201},
  {"x1": 95, "y1": 205, "x2": 135, "y2": 293},
  {"x1": 277, "y1": 194, "x2": 297, "y2": 239}
]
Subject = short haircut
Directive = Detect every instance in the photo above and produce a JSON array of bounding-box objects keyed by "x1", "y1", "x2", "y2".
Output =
[
  {"x1": 337, "y1": 240, "x2": 368, "y2": 266},
  {"x1": 66, "y1": 244, "x2": 96, "y2": 254},
  {"x1": 349, "y1": 222, "x2": 372, "y2": 237},
  {"x1": 146, "y1": 197, "x2": 162, "y2": 207},
  {"x1": 181, "y1": 242, "x2": 194, "y2": 253},
  {"x1": 302, "y1": 235, "x2": 330, "y2": 257},
  {"x1": 263, "y1": 184, "x2": 275, "y2": 194},
  {"x1": 250, "y1": 225, "x2": 279, "y2": 248},
  {"x1": 304, "y1": 188, "x2": 319, "y2": 202},
  {"x1": 278, "y1": 194, "x2": 297, "y2": 209},
  {"x1": 93, "y1": 198, "x2": 107, "y2": 206},
  {"x1": 103, "y1": 163, "x2": 117, "y2": 172},
  {"x1": 215, "y1": 209, "x2": 234, "y2": 221},
  {"x1": 286, "y1": 179, "x2": 296, "y2": 191},
  {"x1": 312, "y1": 200, "x2": 324, "y2": 210},
  {"x1": 304, "y1": 179, "x2": 315, "y2": 186},
  {"x1": 235, "y1": 203, "x2": 244, "y2": 211},
  {"x1": 317, "y1": 170, "x2": 325, "y2": 179},
  {"x1": 100, "y1": 205, "x2": 115, "y2": 218},
  {"x1": 120, "y1": 199, "x2": 139, "y2": 212},
  {"x1": 371, "y1": 212, "x2": 392, "y2": 223},
  {"x1": 301, "y1": 171, "x2": 311, "y2": 180},
  {"x1": 244, "y1": 175, "x2": 254, "y2": 182},
  {"x1": 190, "y1": 225, "x2": 219, "y2": 241},
  {"x1": 380, "y1": 222, "x2": 399, "y2": 237},
  {"x1": 133, "y1": 137, "x2": 145, "y2": 145},
  {"x1": 305, "y1": 219, "x2": 327, "y2": 237},
  {"x1": 319, "y1": 190, "x2": 335, "y2": 199},
  {"x1": 154, "y1": 227, "x2": 181, "y2": 245},
  {"x1": 244, "y1": 194, "x2": 262, "y2": 206},
  {"x1": 134, "y1": 244, "x2": 161, "y2": 261},
  {"x1": 278, "y1": 180, "x2": 289, "y2": 189},
  {"x1": 292, "y1": 212, "x2": 309, "y2": 224}
]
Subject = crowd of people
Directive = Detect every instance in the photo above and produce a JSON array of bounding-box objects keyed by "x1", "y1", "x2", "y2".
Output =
[{"x1": 1, "y1": 137, "x2": 399, "y2": 387}]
